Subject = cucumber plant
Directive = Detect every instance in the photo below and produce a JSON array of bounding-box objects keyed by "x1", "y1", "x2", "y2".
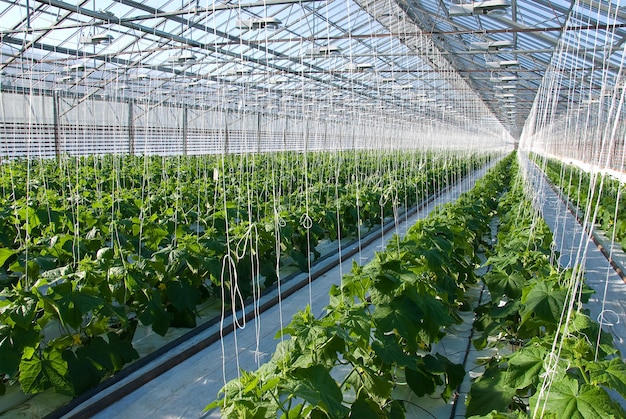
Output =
[
  {"x1": 207, "y1": 154, "x2": 515, "y2": 417},
  {"x1": 468, "y1": 160, "x2": 626, "y2": 418}
]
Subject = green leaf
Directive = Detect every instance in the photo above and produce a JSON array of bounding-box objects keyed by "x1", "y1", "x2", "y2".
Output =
[
  {"x1": 137, "y1": 289, "x2": 173, "y2": 336},
  {"x1": 349, "y1": 394, "x2": 383, "y2": 418},
  {"x1": 531, "y1": 376, "x2": 625, "y2": 418},
  {"x1": 467, "y1": 411, "x2": 527, "y2": 419},
  {"x1": 281, "y1": 404, "x2": 306, "y2": 419},
  {"x1": 44, "y1": 282, "x2": 103, "y2": 330},
  {"x1": 568, "y1": 312, "x2": 617, "y2": 358},
  {"x1": 371, "y1": 271, "x2": 402, "y2": 298},
  {"x1": 520, "y1": 280, "x2": 567, "y2": 328},
  {"x1": 346, "y1": 362, "x2": 393, "y2": 405},
  {"x1": 467, "y1": 365, "x2": 517, "y2": 417},
  {"x1": 505, "y1": 345, "x2": 547, "y2": 390},
  {"x1": 588, "y1": 358, "x2": 626, "y2": 400},
  {"x1": 371, "y1": 334, "x2": 417, "y2": 368},
  {"x1": 20, "y1": 346, "x2": 72, "y2": 395},
  {"x1": 430, "y1": 354, "x2": 465, "y2": 401},
  {"x1": 106, "y1": 331, "x2": 139, "y2": 370},
  {"x1": 409, "y1": 290, "x2": 454, "y2": 344},
  {"x1": 387, "y1": 399, "x2": 406, "y2": 418},
  {"x1": 372, "y1": 295, "x2": 422, "y2": 349},
  {"x1": 0, "y1": 323, "x2": 39, "y2": 376},
  {"x1": 405, "y1": 365, "x2": 439, "y2": 397},
  {"x1": 484, "y1": 270, "x2": 525, "y2": 299},
  {"x1": 340, "y1": 306, "x2": 371, "y2": 341},
  {"x1": 0, "y1": 248, "x2": 17, "y2": 268},
  {"x1": 291, "y1": 365, "x2": 348, "y2": 417},
  {"x1": 75, "y1": 336, "x2": 114, "y2": 372},
  {"x1": 1, "y1": 291, "x2": 39, "y2": 330},
  {"x1": 63, "y1": 349, "x2": 104, "y2": 395},
  {"x1": 166, "y1": 279, "x2": 201, "y2": 326}
]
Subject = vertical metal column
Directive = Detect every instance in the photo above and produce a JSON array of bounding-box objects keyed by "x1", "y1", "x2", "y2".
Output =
[
  {"x1": 304, "y1": 118, "x2": 309, "y2": 153},
  {"x1": 282, "y1": 115, "x2": 288, "y2": 151},
  {"x1": 128, "y1": 100, "x2": 135, "y2": 155},
  {"x1": 182, "y1": 105, "x2": 188, "y2": 156},
  {"x1": 52, "y1": 91, "x2": 61, "y2": 160},
  {"x1": 351, "y1": 125, "x2": 356, "y2": 150},
  {"x1": 257, "y1": 111, "x2": 262, "y2": 154},
  {"x1": 223, "y1": 114, "x2": 230, "y2": 155}
]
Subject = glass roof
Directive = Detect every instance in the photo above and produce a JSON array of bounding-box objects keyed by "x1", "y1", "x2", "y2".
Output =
[{"x1": 1, "y1": 0, "x2": 625, "y2": 141}]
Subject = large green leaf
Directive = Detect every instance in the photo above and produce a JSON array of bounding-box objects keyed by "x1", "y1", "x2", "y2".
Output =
[
  {"x1": 387, "y1": 399, "x2": 406, "y2": 419},
  {"x1": 428, "y1": 353, "x2": 465, "y2": 401},
  {"x1": 20, "y1": 346, "x2": 72, "y2": 395},
  {"x1": 137, "y1": 289, "x2": 173, "y2": 336},
  {"x1": 405, "y1": 354, "x2": 464, "y2": 401},
  {"x1": 505, "y1": 345, "x2": 547, "y2": 390},
  {"x1": 44, "y1": 282, "x2": 103, "y2": 330},
  {"x1": 291, "y1": 365, "x2": 349, "y2": 417},
  {"x1": 588, "y1": 358, "x2": 626, "y2": 400},
  {"x1": 467, "y1": 411, "x2": 527, "y2": 419},
  {"x1": 531, "y1": 376, "x2": 625, "y2": 418},
  {"x1": 63, "y1": 349, "x2": 104, "y2": 395},
  {"x1": 484, "y1": 270, "x2": 525, "y2": 299},
  {"x1": 520, "y1": 280, "x2": 567, "y2": 328},
  {"x1": 338, "y1": 306, "x2": 371, "y2": 341},
  {"x1": 0, "y1": 248, "x2": 17, "y2": 268},
  {"x1": 0, "y1": 290, "x2": 39, "y2": 330},
  {"x1": 467, "y1": 366, "x2": 517, "y2": 416},
  {"x1": 408, "y1": 289, "x2": 454, "y2": 344},
  {"x1": 372, "y1": 295, "x2": 422, "y2": 349},
  {"x1": 371, "y1": 334, "x2": 418, "y2": 368},
  {"x1": 0, "y1": 323, "x2": 39, "y2": 376},
  {"x1": 568, "y1": 312, "x2": 617, "y2": 358},
  {"x1": 349, "y1": 395, "x2": 382, "y2": 419},
  {"x1": 405, "y1": 365, "x2": 439, "y2": 397},
  {"x1": 371, "y1": 270, "x2": 402, "y2": 298},
  {"x1": 346, "y1": 362, "x2": 393, "y2": 405},
  {"x1": 166, "y1": 279, "x2": 201, "y2": 327}
]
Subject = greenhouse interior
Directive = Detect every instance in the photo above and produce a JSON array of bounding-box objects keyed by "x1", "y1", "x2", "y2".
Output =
[{"x1": 1, "y1": 0, "x2": 626, "y2": 417}]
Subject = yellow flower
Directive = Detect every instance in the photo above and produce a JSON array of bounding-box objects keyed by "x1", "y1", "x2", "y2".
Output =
[
  {"x1": 158, "y1": 283, "x2": 167, "y2": 291},
  {"x1": 72, "y1": 334, "x2": 82, "y2": 345}
]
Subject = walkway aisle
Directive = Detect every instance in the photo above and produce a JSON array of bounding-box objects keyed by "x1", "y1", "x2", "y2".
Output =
[
  {"x1": 61, "y1": 163, "x2": 494, "y2": 419},
  {"x1": 522, "y1": 154, "x2": 626, "y2": 356}
]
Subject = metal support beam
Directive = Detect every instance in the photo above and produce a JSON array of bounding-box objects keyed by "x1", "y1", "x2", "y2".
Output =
[{"x1": 30, "y1": 0, "x2": 404, "y2": 113}]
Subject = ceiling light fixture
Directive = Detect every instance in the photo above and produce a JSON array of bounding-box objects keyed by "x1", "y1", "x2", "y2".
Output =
[
  {"x1": 236, "y1": 17, "x2": 281, "y2": 30},
  {"x1": 449, "y1": 0, "x2": 510, "y2": 17}
]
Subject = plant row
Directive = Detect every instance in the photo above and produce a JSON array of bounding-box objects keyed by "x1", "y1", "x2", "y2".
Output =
[
  {"x1": 206, "y1": 154, "x2": 515, "y2": 417},
  {"x1": 467, "y1": 158, "x2": 626, "y2": 418},
  {"x1": 0, "y1": 150, "x2": 490, "y2": 398},
  {"x1": 539, "y1": 156, "x2": 626, "y2": 251}
]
